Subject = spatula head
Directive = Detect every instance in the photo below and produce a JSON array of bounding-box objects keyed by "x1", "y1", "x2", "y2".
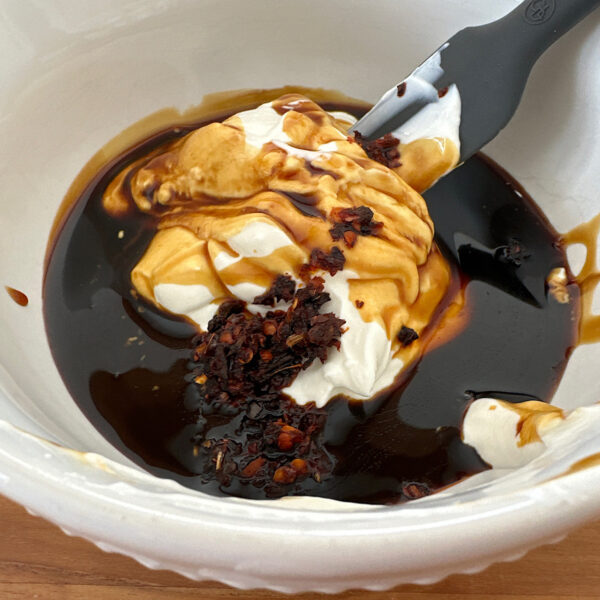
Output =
[{"x1": 352, "y1": 0, "x2": 600, "y2": 163}]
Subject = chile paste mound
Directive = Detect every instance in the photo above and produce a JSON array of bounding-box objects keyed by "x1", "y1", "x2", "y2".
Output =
[
  {"x1": 188, "y1": 276, "x2": 345, "y2": 495},
  {"x1": 192, "y1": 276, "x2": 346, "y2": 405}
]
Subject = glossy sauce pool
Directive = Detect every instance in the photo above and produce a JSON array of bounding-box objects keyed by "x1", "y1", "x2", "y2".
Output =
[{"x1": 43, "y1": 99, "x2": 579, "y2": 504}]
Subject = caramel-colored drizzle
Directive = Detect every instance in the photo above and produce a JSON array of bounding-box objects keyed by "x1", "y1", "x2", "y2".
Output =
[
  {"x1": 562, "y1": 213, "x2": 600, "y2": 344},
  {"x1": 562, "y1": 453, "x2": 600, "y2": 475},
  {"x1": 45, "y1": 86, "x2": 371, "y2": 273},
  {"x1": 115, "y1": 92, "x2": 460, "y2": 355},
  {"x1": 502, "y1": 400, "x2": 564, "y2": 447},
  {"x1": 396, "y1": 138, "x2": 460, "y2": 194},
  {"x1": 549, "y1": 452, "x2": 600, "y2": 481},
  {"x1": 52, "y1": 86, "x2": 467, "y2": 373}
]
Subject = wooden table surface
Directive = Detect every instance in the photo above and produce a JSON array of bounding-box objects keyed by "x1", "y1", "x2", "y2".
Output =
[{"x1": 1, "y1": 494, "x2": 599, "y2": 599}]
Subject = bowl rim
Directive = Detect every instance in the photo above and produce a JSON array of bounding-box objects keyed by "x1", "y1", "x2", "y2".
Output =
[{"x1": 0, "y1": 417, "x2": 599, "y2": 592}]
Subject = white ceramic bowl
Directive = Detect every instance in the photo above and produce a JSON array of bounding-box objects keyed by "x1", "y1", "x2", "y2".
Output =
[{"x1": 1, "y1": 0, "x2": 600, "y2": 593}]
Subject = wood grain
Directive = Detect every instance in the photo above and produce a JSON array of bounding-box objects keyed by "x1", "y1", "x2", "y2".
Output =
[{"x1": 0, "y1": 494, "x2": 598, "y2": 599}]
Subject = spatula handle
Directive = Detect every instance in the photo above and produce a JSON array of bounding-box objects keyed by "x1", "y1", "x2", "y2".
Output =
[
  {"x1": 497, "y1": 0, "x2": 600, "y2": 61},
  {"x1": 352, "y1": 0, "x2": 600, "y2": 162},
  {"x1": 438, "y1": 0, "x2": 600, "y2": 160}
]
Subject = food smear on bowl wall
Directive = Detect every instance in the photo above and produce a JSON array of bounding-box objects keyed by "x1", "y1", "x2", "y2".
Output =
[
  {"x1": 5, "y1": 286, "x2": 29, "y2": 307},
  {"x1": 43, "y1": 87, "x2": 581, "y2": 505}
]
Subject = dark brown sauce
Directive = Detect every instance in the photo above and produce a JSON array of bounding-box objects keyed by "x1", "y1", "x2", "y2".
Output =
[
  {"x1": 275, "y1": 190, "x2": 324, "y2": 219},
  {"x1": 5, "y1": 287, "x2": 28, "y2": 307},
  {"x1": 43, "y1": 101, "x2": 579, "y2": 505}
]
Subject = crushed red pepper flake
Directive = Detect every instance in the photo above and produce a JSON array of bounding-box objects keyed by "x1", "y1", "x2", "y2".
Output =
[
  {"x1": 353, "y1": 131, "x2": 401, "y2": 169},
  {"x1": 397, "y1": 82, "x2": 407, "y2": 97},
  {"x1": 273, "y1": 465, "x2": 298, "y2": 484},
  {"x1": 192, "y1": 279, "x2": 344, "y2": 408},
  {"x1": 329, "y1": 206, "x2": 383, "y2": 248},
  {"x1": 277, "y1": 424, "x2": 304, "y2": 451},
  {"x1": 189, "y1": 275, "x2": 344, "y2": 493},
  {"x1": 438, "y1": 86, "x2": 449, "y2": 98},
  {"x1": 300, "y1": 247, "x2": 346, "y2": 279},
  {"x1": 397, "y1": 325, "x2": 419, "y2": 347},
  {"x1": 290, "y1": 458, "x2": 308, "y2": 474},
  {"x1": 253, "y1": 274, "x2": 296, "y2": 306},
  {"x1": 194, "y1": 396, "x2": 333, "y2": 494},
  {"x1": 241, "y1": 457, "x2": 266, "y2": 478},
  {"x1": 355, "y1": 300, "x2": 364, "y2": 309},
  {"x1": 402, "y1": 482, "x2": 431, "y2": 499}
]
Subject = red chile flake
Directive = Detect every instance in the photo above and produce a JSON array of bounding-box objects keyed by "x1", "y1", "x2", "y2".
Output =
[
  {"x1": 402, "y1": 482, "x2": 430, "y2": 499},
  {"x1": 196, "y1": 397, "x2": 333, "y2": 494},
  {"x1": 397, "y1": 82, "x2": 407, "y2": 97},
  {"x1": 438, "y1": 86, "x2": 449, "y2": 98},
  {"x1": 5, "y1": 286, "x2": 28, "y2": 307},
  {"x1": 253, "y1": 274, "x2": 296, "y2": 306},
  {"x1": 397, "y1": 325, "x2": 419, "y2": 347},
  {"x1": 355, "y1": 300, "x2": 364, "y2": 309},
  {"x1": 192, "y1": 277, "x2": 345, "y2": 408},
  {"x1": 300, "y1": 247, "x2": 346, "y2": 278},
  {"x1": 353, "y1": 131, "x2": 401, "y2": 169},
  {"x1": 190, "y1": 276, "x2": 344, "y2": 493},
  {"x1": 329, "y1": 206, "x2": 383, "y2": 248},
  {"x1": 194, "y1": 395, "x2": 333, "y2": 498}
]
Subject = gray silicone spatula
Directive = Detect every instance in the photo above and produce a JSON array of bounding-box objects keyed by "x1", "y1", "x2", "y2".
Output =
[{"x1": 352, "y1": 0, "x2": 600, "y2": 162}]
